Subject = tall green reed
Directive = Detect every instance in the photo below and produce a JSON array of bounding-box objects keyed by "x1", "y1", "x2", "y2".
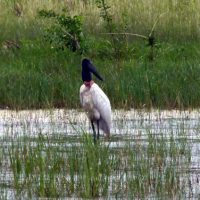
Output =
[
  {"x1": 4, "y1": 127, "x2": 191, "y2": 199},
  {"x1": 1, "y1": 39, "x2": 200, "y2": 109}
]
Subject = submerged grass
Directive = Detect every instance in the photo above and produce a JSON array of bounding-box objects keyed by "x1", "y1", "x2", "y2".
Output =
[{"x1": 0, "y1": 129, "x2": 191, "y2": 199}]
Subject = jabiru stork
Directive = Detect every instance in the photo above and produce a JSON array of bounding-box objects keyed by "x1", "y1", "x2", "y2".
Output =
[{"x1": 80, "y1": 58, "x2": 111, "y2": 142}]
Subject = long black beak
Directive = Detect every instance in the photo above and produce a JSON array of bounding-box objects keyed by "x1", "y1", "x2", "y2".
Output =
[{"x1": 88, "y1": 62, "x2": 103, "y2": 81}]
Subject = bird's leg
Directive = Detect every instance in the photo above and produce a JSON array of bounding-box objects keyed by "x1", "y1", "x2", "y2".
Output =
[
  {"x1": 97, "y1": 120, "x2": 100, "y2": 140},
  {"x1": 91, "y1": 120, "x2": 96, "y2": 143}
]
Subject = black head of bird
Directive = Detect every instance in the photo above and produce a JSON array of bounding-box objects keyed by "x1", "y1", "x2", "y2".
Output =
[{"x1": 81, "y1": 58, "x2": 103, "y2": 82}]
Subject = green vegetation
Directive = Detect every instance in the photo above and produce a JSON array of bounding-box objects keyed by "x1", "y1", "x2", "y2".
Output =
[
  {"x1": 0, "y1": 130, "x2": 191, "y2": 199},
  {"x1": 1, "y1": 0, "x2": 200, "y2": 109},
  {"x1": 0, "y1": 1, "x2": 199, "y2": 199}
]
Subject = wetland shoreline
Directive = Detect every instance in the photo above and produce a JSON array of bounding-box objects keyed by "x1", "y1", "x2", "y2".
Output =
[{"x1": 0, "y1": 109, "x2": 199, "y2": 198}]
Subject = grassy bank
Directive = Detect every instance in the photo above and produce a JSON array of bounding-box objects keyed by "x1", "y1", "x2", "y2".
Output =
[
  {"x1": 1, "y1": 40, "x2": 200, "y2": 109},
  {"x1": 1, "y1": 0, "x2": 200, "y2": 41},
  {"x1": 0, "y1": 0, "x2": 200, "y2": 109}
]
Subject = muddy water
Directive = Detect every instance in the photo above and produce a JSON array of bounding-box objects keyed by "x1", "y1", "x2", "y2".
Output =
[{"x1": 0, "y1": 109, "x2": 199, "y2": 198}]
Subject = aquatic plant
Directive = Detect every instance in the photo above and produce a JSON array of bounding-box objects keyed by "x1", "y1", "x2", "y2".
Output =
[{"x1": 2, "y1": 128, "x2": 191, "y2": 199}]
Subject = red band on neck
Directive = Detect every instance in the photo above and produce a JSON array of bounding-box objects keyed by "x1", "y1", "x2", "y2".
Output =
[{"x1": 84, "y1": 80, "x2": 94, "y2": 88}]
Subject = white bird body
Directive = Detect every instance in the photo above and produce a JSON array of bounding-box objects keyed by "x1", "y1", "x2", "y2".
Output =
[{"x1": 80, "y1": 82, "x2": 111, "y2": 136}]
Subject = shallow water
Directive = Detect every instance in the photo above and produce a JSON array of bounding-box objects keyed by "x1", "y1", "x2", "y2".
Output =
[
  {"x1": 0, "y1": 109, "x2": 199, "y2": 198},
  {"x1": 1, "y1": 109, "x2": 200, "y2": 138}
]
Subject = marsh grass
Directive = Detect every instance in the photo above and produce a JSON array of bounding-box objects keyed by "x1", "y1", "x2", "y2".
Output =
[
  {"x1": 1, "y1": 1, "x2": 200, "y2": 109},
  {"x1": 0, "y1": 129, "x2": 191, "y2": 199},
  {"x1": 1, "y1": 0, "x2": 200, "y2": 40},
  {"x1": 0, "y1": 39, "x2": 200, "y2": 109}
]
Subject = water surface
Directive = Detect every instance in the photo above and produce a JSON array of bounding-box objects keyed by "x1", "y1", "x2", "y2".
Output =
[{"x1": 0, "y1": 109, "x2": 199, "y2": 199}]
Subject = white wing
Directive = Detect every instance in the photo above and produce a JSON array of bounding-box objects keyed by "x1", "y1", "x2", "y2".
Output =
[{"x1": 90, "y1": 83, "x2": 111, "y2": 133}]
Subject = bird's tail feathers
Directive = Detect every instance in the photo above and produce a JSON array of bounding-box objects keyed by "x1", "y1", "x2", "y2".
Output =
[{"x1": 99, "y1": 118, "x2": 110, "y2": 137}]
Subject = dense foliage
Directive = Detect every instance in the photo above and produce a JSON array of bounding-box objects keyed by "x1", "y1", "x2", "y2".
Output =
[{"x1": 38, "y1": 9, "x2": 86, "y2": 53}]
